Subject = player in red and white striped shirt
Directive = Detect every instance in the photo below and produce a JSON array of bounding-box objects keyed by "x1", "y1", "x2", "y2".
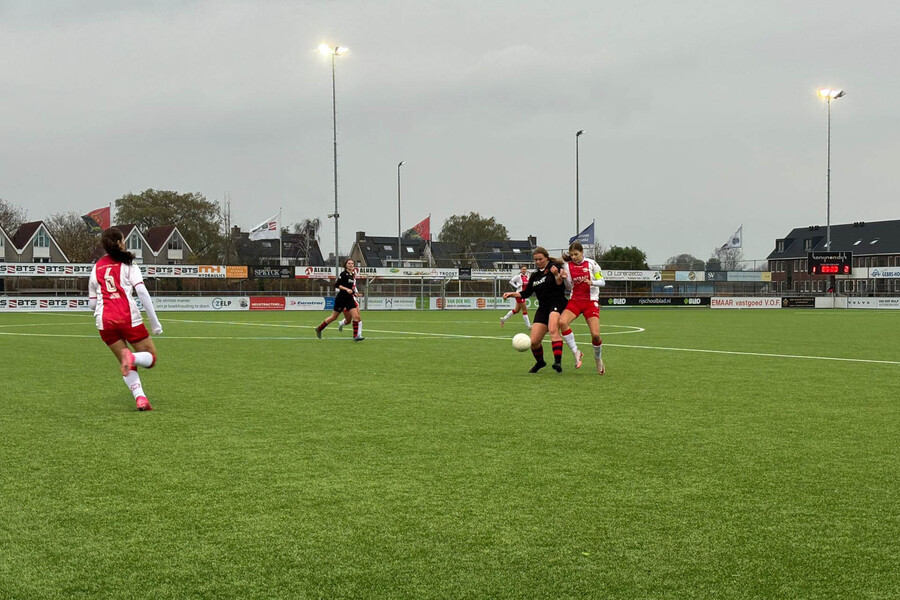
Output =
[
  {"x1": 88, "y1": 228, "x2": 163, "y2": 411},
  {"x1": 560, "y1": 241, "x2": 607, "y2": 374}
]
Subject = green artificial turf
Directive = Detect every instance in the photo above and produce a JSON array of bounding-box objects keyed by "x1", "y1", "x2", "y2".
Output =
[{"x1": 1, "y1": 308, "x2": 898, "y2": 599}]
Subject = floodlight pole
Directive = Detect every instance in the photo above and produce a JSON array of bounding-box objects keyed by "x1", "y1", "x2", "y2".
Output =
[
  {"x1": 397, "y1": 161, "x2": 405, "y2": 268},
  {"x1": 576, "y1": 130, "x2": 585, "y2": 235},
  {"x1": 819, "y1": 88, "x2": 845, "y2": 249},
  {"x1": 320, "y1": 44, "x2": 348, "y2": 276}
]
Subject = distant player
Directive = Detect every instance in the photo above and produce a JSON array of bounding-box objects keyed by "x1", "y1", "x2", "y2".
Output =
[
  {"x1": 88, "y1": 227, "x2": 163, "y2": 411},
  {"x1": 500, "y1": 265, "x2": 532, "y2": 329},
  {"x1": 559, "y1": 241, "x2": 606, "y2": 374},
  {"x1": 315, "y1": 259, "x2": 365, "y2": 341},
  {"x1": 503, "y1": 247, "x2": 568, "y2": 373}
]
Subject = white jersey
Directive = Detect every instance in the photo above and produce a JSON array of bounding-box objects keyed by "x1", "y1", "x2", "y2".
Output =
[
  {"x1": 508, "y1": 273, "x2": 529, "y2": 293},
  {"x1": 88, "y1": 258, "x2": 145, "y2": 329}
]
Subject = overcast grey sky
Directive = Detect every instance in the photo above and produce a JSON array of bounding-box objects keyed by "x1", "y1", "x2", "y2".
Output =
[{"x1": 2, "y1": 0, "x2": 898, "y2": 265}]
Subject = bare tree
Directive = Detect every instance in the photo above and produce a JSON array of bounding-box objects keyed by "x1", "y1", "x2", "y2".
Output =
[
  {"x1": 713, "y1": 247, "x2": 744, "y2": 270},
  {"x1": 0, "y1": 198, "x2": 27, "y2": 232},
  {"x1": 292, "y1": 218, "x2": 321, "y2": 261},
  {"x1": 45, "y1": 212, "x2": 100, "y2": 262}
]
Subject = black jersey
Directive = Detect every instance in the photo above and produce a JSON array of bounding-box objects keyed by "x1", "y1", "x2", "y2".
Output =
[
  {"x1": 519, "y1": 262, "x2": 567, "y2": 308},
  {"x1": 335, "y1": 270, "x2": 356, "y2": 298}
]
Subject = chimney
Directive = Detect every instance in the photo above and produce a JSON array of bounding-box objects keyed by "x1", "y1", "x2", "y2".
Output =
[
  {"x1": 527, "y1": 235, "x2": 537, "y2": 248},
  {"x1": 356, "y1": 231, "x2": 366, "y2": 242}
]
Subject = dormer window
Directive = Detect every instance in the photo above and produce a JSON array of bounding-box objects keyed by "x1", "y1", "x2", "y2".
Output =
[
  {"x1": 776, "y1": 240, "x2": 785, "y2": 252},
  {"x1": 803, "y1": 239, "x2": 812, "y2": 251},
  {"x1": 34, "y1": 229, "x2": 50, "y2": 248}
]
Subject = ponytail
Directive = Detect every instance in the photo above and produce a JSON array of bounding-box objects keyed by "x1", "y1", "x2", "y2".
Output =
[{"x1": 101, "y1": 228, "x2": 135, "y2": 265}]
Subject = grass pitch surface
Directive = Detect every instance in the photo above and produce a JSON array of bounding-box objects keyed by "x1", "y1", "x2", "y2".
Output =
[{"x1": 1, "y1": 308, "x2": 898, "y2": 599}]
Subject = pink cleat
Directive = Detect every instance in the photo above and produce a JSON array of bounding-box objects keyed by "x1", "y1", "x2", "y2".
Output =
[
  {"x1": 575, "y1": 351, "x2": 584, "y2": 369},
  {"x1": 596, "y1": 358, "x2": 605, "y2": 376},
  {"x1": 136, "y1": 396, "x2": 153, "y2": 411},
  {"x1": 120, "y1": 348, "x2": 135, "y2": 376}
]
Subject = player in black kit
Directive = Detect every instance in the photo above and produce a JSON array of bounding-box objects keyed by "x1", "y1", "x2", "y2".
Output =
[
  {"x1": 503, "y1": 246, "x2": 568, "y2": 373},
  {"x1": 315, "y1": 259, "x2": 365, "y2": 341}
]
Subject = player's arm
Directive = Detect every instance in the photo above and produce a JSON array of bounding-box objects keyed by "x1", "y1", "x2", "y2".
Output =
[
  {"x1": 130, "y1": 265, "x2": 162, "y2": 334},
  {"x1": 590, "y1": 260, "x2": 606, "y2": 287},
  {"x1": 561, "y1": 263, "x2": 574, "y2": 290},
  {"x1": 88, "y1": 267, "x2": 99, "y2": 310},
  {"x1": 508, "y1": 275, "x2": 519, "y2": 290}
]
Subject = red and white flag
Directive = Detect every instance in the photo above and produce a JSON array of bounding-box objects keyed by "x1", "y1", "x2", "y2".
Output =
[{"x1": 249, "y1": 214, "x2": 280, "y2": 241}]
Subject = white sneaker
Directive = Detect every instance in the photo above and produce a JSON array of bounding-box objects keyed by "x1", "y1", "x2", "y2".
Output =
[
  {"x1": 338, "y1": 321, "x2": 344, "y2": 332},
  {"x1": 574, "y1": 351, "x2": 584, "y2": 369}
]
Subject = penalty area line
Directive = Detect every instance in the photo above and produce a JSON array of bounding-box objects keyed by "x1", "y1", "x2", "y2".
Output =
[{"x1": 606, "y1": 342, "x2": 900, "y2": 366}]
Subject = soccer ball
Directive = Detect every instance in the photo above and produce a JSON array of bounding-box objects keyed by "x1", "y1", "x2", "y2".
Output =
[{"x1": 512, "y1": 333, "x2": 531, "y2": 352}]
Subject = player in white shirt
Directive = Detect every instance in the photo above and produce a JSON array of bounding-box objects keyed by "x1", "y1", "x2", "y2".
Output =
[
  {"x1": 88, "y1": 228, "x2": 163, "y2": 411},
  {"x1": 559, "y1": 241, "x2": 606, "y2": 374},
  {"x1": 500, "y1": 265, "x2": 532, "y2": 329}
]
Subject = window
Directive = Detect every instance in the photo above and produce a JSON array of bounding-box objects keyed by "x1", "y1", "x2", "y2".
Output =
[
  {"x1": 167, "y1": 236, "x2": 183, "y2": 251},
  {"x1": 803, "y1": 239, "x2": 812, "y2": 251},
  {"x1": 384, "y1": 245, "x2": 393, "y2": 251},
  {"x1": 869, "y1": 238, "x2": 880, "y2": 246},
  {"x1": 512, "y1": 248, "x2": 521, "y2": 254},
  {"x1": 492, "y1": 247, "x2": 501, "y2": 254},
  {"x1": 405, "y1": 246, "x2": 415, "y2": 254},
  {"x1": 776, "y1": 240, "x2": 784, "y2": 252},
  {"x1": 127, "y1": 234, "x2": 142, "y2": 252},
  {"x1": 853, "y1": 239, "x2": 862, "y2": 246},
  {"x1": 34, "y1": 229, "x2": 50, "y2": 248},
  {"x1": 0, "y1": 236, "x2": 4, "y2": 248}
]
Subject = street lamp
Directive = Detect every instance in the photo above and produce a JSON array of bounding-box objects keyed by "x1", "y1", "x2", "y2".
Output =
[
  {"x1": 576, "y1": 130, "x2": 585, "y2": 235},
  {"x1": 818, "y1": 88, "x2": 845, "y2": 249},
  {"x1": 319, "y1": 43, "x2": 349, "y2": 276},
  {"x1": 397, "y1": 161, "x2": 405, "y2": 268}
]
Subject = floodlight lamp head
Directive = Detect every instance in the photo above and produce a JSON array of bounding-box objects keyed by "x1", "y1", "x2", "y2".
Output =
[
  {"x1": 398, "y1": 161, "x2": 406, "y2": 167},
  {"x1": 318, "y1": 44, "x2": 349, "y2": 56},
  {"x1": 818, "y1": 88, "x2": 845, "y2": 100},
  {"x1": 576, "y1": 129, "x2": 585, "y2": 136}
]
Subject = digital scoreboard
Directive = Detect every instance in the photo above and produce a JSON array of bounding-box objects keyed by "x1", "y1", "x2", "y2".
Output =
[{"x1": 808, "y1": 251, "x2": 852, "y2": 275}]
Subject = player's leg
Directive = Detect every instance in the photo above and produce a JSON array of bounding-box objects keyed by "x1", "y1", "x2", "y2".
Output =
[
  {"x1": 106, "y1": 337, "x2": 152, "y2": 411},
  {"x1": 338, "y1": 309, "x2": 351, "y2": 331},
  {"x1": 316, "y1": 310, "x2": 341, "y2": 338},
  {"x1": 500, "y1": 299, "x2": 517, "y2": 327},
  {"x1": 559, "y1": 307, "x2": 583, "y2": 367},
  {"x1": 528, "y1": 314, "x2": 548, "y2": 372},
  {"x1": 349, "y1": 306, "x2": 364, "y2": 341},
  {"x1": 521, "y1": 302, "x2": 531, "y2": 329},
  {"x1": 549, "y1": 310, "x2": 564, "y2": 373},
  {"x1": 130, "y1": 336, "x2": 158, "y2": 369},
  {"x1": 585, "y1": 311, "x2": 604, "y2": 375}
]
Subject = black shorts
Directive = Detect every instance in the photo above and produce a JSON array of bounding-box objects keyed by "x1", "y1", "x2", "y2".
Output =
[
  {"x1": 334, "y1": 294, "x2": 358, "y2": 312},
  {"x1": 533, "y1": 300, "x2": 567, "y2": 326}
]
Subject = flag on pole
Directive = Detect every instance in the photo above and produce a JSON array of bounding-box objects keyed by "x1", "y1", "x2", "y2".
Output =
[
  {"x1": 404, "y1": 216, "x2": 430, "y2": 241},
  {"x1": 568, "y1": 222, "x2": 595, "y2": 245},
  {"x1": 249, "y1": 214, "x2": 280, "y2": 241},
  {"x1": 82, "y1": 207, "x2": 111, "y2": 232},
  {"x1": 721, "y1": 225, "x2": 742, "y2": 249}
]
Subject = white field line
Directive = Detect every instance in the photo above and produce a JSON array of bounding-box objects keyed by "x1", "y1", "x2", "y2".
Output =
[
  {"x1": 605, "y1": 343, "x2": 900, "y2": 366},
  {"x1": 3, "y1": 320, "x2": 897, "y2": 366}
]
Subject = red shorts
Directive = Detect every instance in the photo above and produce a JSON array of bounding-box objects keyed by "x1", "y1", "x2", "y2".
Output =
[
  {"x1": 515, "y1": 298, "x2": 526, "y2": 305},
  {"x1": 565, "y1": 297, "x2": 600, "y2": 320},
  {"x1": 99, "y1": 322, "x2": 149, "y2": 346}
]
